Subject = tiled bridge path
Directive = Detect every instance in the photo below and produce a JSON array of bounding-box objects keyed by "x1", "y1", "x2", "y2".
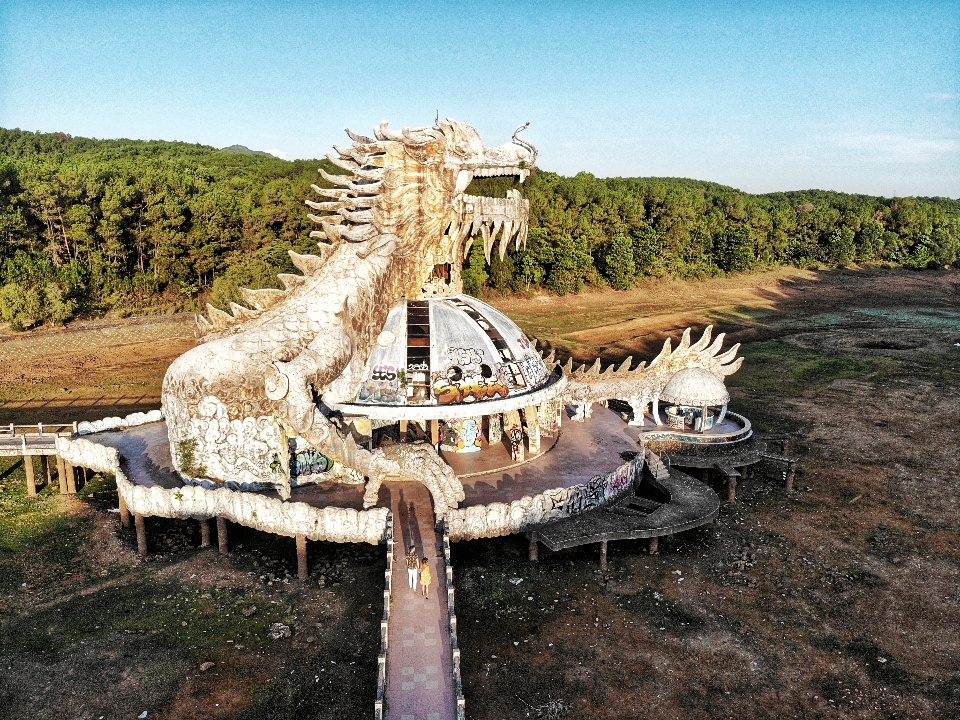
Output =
[{"x1": 382, "y1": 481, "x2": 457, "y2": 720}]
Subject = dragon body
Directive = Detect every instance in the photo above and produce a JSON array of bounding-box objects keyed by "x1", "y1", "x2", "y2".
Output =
[{"x1": 161, "y1": 120, "x2": 535, "y2": 514}]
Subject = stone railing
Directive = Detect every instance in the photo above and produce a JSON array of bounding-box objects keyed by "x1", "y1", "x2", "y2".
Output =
[
  {"x1": 374, "y1": 514, "x2": 394, "y2": 720},
  {"x1": 446, "y1": 454, "x2": 643, "y2": 541},
  {"x1": 55, "y1": 435, "x2": 389, "y2": 545},
  {"x1": 442, "y1": 526, "x2": 467, "y2": 720}
]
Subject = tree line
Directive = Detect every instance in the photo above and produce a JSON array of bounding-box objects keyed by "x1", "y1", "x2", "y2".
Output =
[{"x1": 1, "y1": 127, "x2": 958, "y2": 330}]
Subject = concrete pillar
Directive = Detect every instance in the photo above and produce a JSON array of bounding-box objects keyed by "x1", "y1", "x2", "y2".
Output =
[
  {"x1": 528, "y1": 532, "x2": 539, "y2": 562},
  {"x1": 487, "y1": 414, "x2": 502, "y2": 444},
  {"x1": 648, "y1": 536, "x2": 659, "y2": 555},
  {"x1": 216, "y1": 516, "x2": 229, "y2": 555},
  {"x1": 41, "y1": 455, "x2": 52, "y2": 488},
  {"x1": 399, "y1": 420, "x2": 408, "y2": 441},
  {"x1": 599, "y1": 540, "x2": 608, "y2": 571},
  {"x1": 134, "y1": 514, "x2": 148, "y2": 558},
  {"x1": 524, "y1": 406, "x2": 541, "y2": 454},
  {"x1": 56, "y1": 455, "x2": 68, "y2": 494},
  {"x1": 199, "y1": 518, "x2": 211, "y2": 547},
  {"x1": 296, "y1": 534, "x2": 308, "y2": 580},
  {"x1": 65, "y1": 462, "x2": 77, "y2": 494},
  {"x1": 727, "y1": 475, "x2": 737, "y2": 503},
  {"x1": 786, "y1": 462, "x2": 796, "y2": 491},
  {"x1": 24, "y1": 456, "x2": 36, "y2": 497},
  {"x1": 118, "y1": 494, "x2": 131, "y2": 528},
  {"x1": 430, "y1": 419, "x2": 439, "y2": 446}
]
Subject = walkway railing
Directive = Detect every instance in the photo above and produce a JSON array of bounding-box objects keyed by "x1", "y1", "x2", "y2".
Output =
[
  {"x1": 1, "y1": 422, "x2": 78, "y2": 436},
  {"x1": 442, "y1": 524, "x2": 467, "y2": 720},
  {"x1": 375, "y1": 513, "x2": 395, "y2": 720}
]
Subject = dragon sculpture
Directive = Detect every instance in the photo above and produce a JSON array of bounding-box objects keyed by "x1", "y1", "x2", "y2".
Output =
[
  {"x1": 556, "y1": 325, "x2": 743, "y2": 422},
  {"x1": 161, "y1": 119, "x2": 536, "y2": 517}
]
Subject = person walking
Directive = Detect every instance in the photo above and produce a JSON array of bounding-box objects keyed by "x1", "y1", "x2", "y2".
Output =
[
  {"x1": 405, "y1": 544, "x2": 419, "y2": 591},
  {"x1": 419, "y1": 557, "x2": 432, "y2": 600}
]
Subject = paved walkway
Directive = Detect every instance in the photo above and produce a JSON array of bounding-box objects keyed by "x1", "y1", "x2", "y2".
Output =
[{"x1": 382, "y1": 481, "x2": 455, "y2": 720}]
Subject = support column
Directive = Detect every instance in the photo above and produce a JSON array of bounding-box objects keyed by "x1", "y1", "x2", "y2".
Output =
[
  {"x1": 134, "y1": 514, "x2": 148, "y2": 558},
  {"x1": 648, "y1": 536, "x2": 659, "y2": 555},
  {"x1": 399, "y1": 420, "x2": 408, "y2": 441},
  {"x1": 786, "y1": 462, "x2": 796, "y2": 491},
  {"x1": 296, "y1": 534, "x2": 308, "y2": 580},
  {"x1": 56, "y1": 455, "x2": 68, "y2": 494},
  {"x1": 216, "y1": 516, "x2": 229, "y2": 555},
  {"x1": 24, "y1": 456, "x2": 36, "y2": 497},
  {"x1": 41, "y1": 455, "x2": 52, "y2": 488},
  {"x1": 524, "y1": 406, "x2": 540, "y2": 454},
  {"x1": 727, "y1": 475, "x2": 737, "y2": 503},
  {"x1": 65, "y1": 462, "x2": 77, "y2": 494},
  {"x1": 118, "y1": 493, "x2": 131, "y2": 528},
  {"x1": 487, "y1": 414, "x2": 502, "y2": 444},
  {"x1": 599, "y1": 540, "x2": 608, "y2": 571},
  {"x1": 199, "y1": 518, "x2": 211, "y2": 547},
  {"x1": 430, "y1": 419, "x2": 439, "y2": 446},
  {"x1": 528, "y1": 532, "x2": 539, "y2": 562}
]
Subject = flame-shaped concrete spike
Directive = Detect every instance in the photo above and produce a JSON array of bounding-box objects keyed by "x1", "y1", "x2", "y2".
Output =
[
  {"x1": 314, "y1": 186, "x2": 348, "y2": 200},
  {"x1": 517, "y1": 224, "x2": 528, "y2": 251},
  {"x1": 318, "y1": 168, "x2": 354, "y2": 187},
  {"x1": 277, "y1": 273, "x2": 305, "y2": 291},
  {"x1": 339, "y1": 208, "x2": 375, "y2": 223},
  {"x1": 616, "y1": 356, "x2": 633, "y2": 373},
  {"x1": 205, "y1": 303, "x2": 237, "y2": 330},
  {"x1": 338, "y1": 224, "x2": 377, "y2": 243},
  {"x1": 587, "y1": 358, "x2": 602, "y2": 376},
  {"x1": 375, "y1": 122, "x2": 405, "y2": 143},
  {"x1": 720, "y1": 357, "x2": 744, "y2": 376},
  {"x1": 308, "y1": 230, "x2": 327, "y2": 240},
  {"x1": 229, "y1": 302, "x2": 259, "y2": 321},
  {"x1": 706, "y1": 333, "x2": 726, "y2": 357},
  {"x1": 289, "y1": 251, "x2": 326, "y2": 275},
  {"x1": 195, "y1": 313, "x2": 213, "y2": 334},
  {"x1": 715, "y1": 344, "x2": 741, "y2": 366},
  {"x1": 544, "y1": 349, "x2": 556, "y2": 366},
  {"x1": 649, "y1": 337, "x2": 673, "y2": 367},
  {"x1": 345, "y1": 128, "x2": 376, "y2": 144},
  {"x1": 240, "y1": 287, "x2": 286, "y2": 311},
  {"x1": 676, "y1": 328, "x2": 692, "y2": 354},
  {"x1": 691, "y1": 325, "x2": 713, "y2": 352},
  {"x1": 305, "y1": 199, "x2": 338, "y2": 212},
  {"x1": 319, "y1": 222, "x2": 345, "y2": 242},
  {"x1": 561, "y1": 357, "x2": 574, "y2": 374}
]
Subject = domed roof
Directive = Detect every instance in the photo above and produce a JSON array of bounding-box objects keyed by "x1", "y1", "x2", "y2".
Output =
[
  {"x1": 332, "y1": 295, "x2": 564, "y2": 420},
  {"x1": 661, "y1": 367, "x2": 729, "y2": 407}
]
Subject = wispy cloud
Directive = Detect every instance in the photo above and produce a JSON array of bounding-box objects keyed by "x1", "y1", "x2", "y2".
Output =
[
  {"x1": 831, "y1": 133, "x2": 960, "y2": 164},
  {"x1": 929, "y1": 92, "x2": 959, "y2": 101},
  {"x1": 265, "y1": 148, "x2": 287, "y2": 159}
]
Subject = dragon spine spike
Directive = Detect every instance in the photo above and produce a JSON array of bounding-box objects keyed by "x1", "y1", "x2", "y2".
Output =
[
  {"x1": 308, "y1": 213, "x2": 341, "y2": 226},
  {"x1": 314, "y1": 186, "x2": 348, "y2": 200},
  {"x1": 690, "y1": 325, "x2": 713, "y2": 352},
  {"x1": 339, "y1": 208, "x2": 375, "y2": 224},
  {"x1": 195, "y1": 313, "x2": 213, "y2": 334},
  {"x1": 338, "y1": 224, "x2": 377, "y2": 243},
  {"x1": 616, "y1": 356, "x2": 633, "y2": 373},
  {"x1": 544, "y1": 349, "x2": 556, "y2": 365},
  {"x1": 308, "y1": 230, "x2": 327, "y2": 240},
  {"x1": 318, "y1": 168, "x2": 353, "y2": 187},
  {"x1": 288, "y1": 250, "x2": 327, "y2": 275},
  {"x1": 305, "y1": 199, "x2": 339, "y2": 212},
  {"x1": 714, "y1": 344, "x2": 741, "y2": 366},
  {"x1": 562, "y1": 357, "x2": 574, "y2": 374},
  {"x1": 325, "y1": 153, "x2": 385, "y2": 181},
  {"x1": 205, "y1": 303, "x2": 237, "y2": 329},
  {"x1": 676, "y1": 328, "x2": 692, "y2": 353},
  {"x1": 239, "y1": 287, "x2": 286, "y2": 311},
  {"x1": 721, "y1": 357, "x2": 744, "y2": 376},
  {"x1": 344, "y1": 127, "x2": 376, "y2": 144},
  {"x1": 706, "y1": 333, "x2": 726, "y2": 357},
  {"x1": 277, "y1": 273, "x2": 306, "y2": 291},
  {"x1": 649, "y1": 337, "x2": 673, "y2": 367},
  {"x1": 228, "y1": 302, "x2": 259, "y2": 321},
  {"x1": 588, "y1": 358, "x2": 602, "y2": 376}
]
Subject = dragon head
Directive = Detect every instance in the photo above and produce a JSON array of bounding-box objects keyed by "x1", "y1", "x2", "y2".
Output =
[{"x1": 308, "y1": 118, "x2": 537, "y2": 298}]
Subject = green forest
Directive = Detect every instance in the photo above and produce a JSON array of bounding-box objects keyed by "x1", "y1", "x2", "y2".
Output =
[{"x1": 1, "y1": 127, "x2": 959, "y2": 330}]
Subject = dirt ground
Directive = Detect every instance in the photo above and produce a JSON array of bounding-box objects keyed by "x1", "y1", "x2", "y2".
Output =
[{"x1": 1, "y1": 267, "x2": 958, "y2": 718}]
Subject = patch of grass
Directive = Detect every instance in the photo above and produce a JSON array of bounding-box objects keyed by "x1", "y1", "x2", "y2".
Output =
[{"x1": 730, "y1": 340, "x2": 873, "y2": 394}]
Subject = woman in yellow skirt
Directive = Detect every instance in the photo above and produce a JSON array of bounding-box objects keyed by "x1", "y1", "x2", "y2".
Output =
[{"x1": 419, "y1": 557, "x2": 432, "y2": 600}]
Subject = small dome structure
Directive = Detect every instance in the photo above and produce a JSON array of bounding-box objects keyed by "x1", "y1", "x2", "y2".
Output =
[
  {"x1": 661, "y1": 367, "x2": 730, "y2": 407},
  {"x1": 332, "y1": 294, "x2": 564, "y2": 421}
]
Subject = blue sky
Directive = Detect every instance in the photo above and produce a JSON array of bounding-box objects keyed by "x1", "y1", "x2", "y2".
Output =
[{"x1": 1, "y1": 0, "x2": 958, "y2": 197}]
